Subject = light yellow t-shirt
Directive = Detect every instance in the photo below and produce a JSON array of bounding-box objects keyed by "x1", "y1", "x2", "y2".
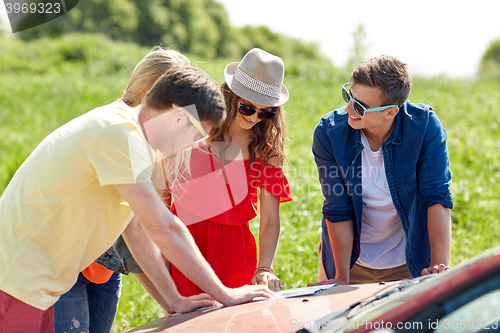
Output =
[{"x1": 0, "y1": 100, "x2": 155, "y2": 310}]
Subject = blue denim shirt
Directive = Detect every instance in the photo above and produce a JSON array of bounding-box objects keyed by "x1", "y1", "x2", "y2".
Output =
[{"x1": 312, "y1": 100, "x2": 453, "y2": 278}]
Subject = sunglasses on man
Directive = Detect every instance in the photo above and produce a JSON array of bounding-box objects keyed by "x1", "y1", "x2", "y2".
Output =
[
  {"x1": 186, "y1": 112, "x2": 209, "y2": 146},
  {"x1": 238, "y1": 102, "x2": 277, "y2": 120},
  {"x1": 173, "y1": 104, "x2": 210, "y2": 147},
  {"x1": 341, "y1": 83, "x2": 398, "y2": 117}
]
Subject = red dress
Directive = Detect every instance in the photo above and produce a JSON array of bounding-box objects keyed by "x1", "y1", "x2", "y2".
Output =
[{"x1": 170, "y1": 146, "x2": 292, "y2": 297}]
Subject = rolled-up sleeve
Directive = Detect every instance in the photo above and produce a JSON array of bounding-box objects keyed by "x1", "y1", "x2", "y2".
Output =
[
  {"x1": 312, "y1": 119, "x2": 355, "y2": 222},
  {"x1": 417, "y1": 111, "x2": 453, "y2": 209}
]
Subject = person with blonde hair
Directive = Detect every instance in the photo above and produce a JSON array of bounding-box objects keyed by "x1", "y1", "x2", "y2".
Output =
[
  {"x1": 170, "y1": 48, "x2": 292, "y2": 296},
  {"x1": 0, "y1": 49, "x2": 273, "y2": 333}
]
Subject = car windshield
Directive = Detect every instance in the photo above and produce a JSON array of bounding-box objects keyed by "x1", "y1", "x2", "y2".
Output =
[
  {"x1": 435, "y1": 288, "x2": 500, "y2": 333},
  {"x1": 432, "y1": 272, "x2": 500, "y2": 333}
]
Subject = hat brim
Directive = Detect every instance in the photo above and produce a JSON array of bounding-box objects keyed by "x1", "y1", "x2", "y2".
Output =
[{"x1": 224, "y1": 62, "x2": 289, "y2": 107}]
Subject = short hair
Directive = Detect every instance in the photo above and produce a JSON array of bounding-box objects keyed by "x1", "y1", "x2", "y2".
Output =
[
  {"x1": 143, "y1": 65, "x2": 226, "y2": 126},
  {"x1": 350, "y1": 55, "x2": 412, "y2": 106},
  {"x1": 122, "y1": 47, "x2": 190, "y2": 107}
]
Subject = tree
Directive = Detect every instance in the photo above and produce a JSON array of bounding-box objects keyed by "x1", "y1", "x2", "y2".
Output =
[
  {"x1": 18, "y1": 0, "x2": 233, "y2": 58},
  {"x1": 16, "y1": 0, "x2": 324, "y2": 62},
  {"x1": 479, "y1": 37, "x2": 500, "y2": 80},
  {"x1": 18, "y1": 0, "x2": 139, "y2": 42},
  {"x1": 167, "y1": 0, "x2": 221, "y2": 59},
  {"x1": 231, "y1": 25, "x2": 321, "y2": 62},
  {"x1": 347, "y1": 24, "x2": 368, "y2": 69}
]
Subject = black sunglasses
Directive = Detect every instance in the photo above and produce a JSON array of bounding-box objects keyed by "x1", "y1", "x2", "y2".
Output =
[{"x1": 238, "y1": 103, "x2": 276, "y2": 120}]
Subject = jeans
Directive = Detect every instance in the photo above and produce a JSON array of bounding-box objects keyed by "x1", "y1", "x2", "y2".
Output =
[
  {"x1": 54, "y1": 272, "x2": 122, "y2": 333},
  {"x1": 95, "y1": 235, "x2": 143, "y2": 274}
]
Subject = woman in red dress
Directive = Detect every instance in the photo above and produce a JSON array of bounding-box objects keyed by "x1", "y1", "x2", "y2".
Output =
[{"x1": 170, "y1": 48, "x2": 292, "y2": 296}]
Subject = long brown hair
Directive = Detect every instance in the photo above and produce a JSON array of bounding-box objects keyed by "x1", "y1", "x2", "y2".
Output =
[{"x1": 210, "y1": 82, "x2": 287, "y2": 166}]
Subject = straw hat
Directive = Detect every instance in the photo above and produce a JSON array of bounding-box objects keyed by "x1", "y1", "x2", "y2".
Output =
[{"x1": 224, "y1": 48, "x2": 289, "y2": 107}]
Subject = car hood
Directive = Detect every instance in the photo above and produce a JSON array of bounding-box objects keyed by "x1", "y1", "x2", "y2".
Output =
[{"x1": 125, "y1": 282, "x2": 397, "y2": 333}]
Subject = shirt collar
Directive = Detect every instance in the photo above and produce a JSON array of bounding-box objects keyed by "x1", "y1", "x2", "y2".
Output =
[
  {"x1": 353, "y1": 104, "x2": 404, "y2": 148},
  {"x1": 384, "y1": 109, "x2": 403, "y2": 146}
]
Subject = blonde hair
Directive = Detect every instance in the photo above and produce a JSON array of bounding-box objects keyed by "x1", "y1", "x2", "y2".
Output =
[{"x1": 122, "y1": 46, "x2": 190, "y2": 107}]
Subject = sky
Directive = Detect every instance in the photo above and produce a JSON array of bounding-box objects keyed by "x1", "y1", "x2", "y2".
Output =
[
  {"x1": 216, "y1": 0, "x2": 500, "y2": 78},
  {"x1": 1, "y1": 0, "x2": 499, "y2": 78}
]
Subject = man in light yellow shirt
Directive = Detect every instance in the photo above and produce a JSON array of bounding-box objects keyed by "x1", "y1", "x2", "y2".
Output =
[{"x1": 0, "y1": 64, "x2": 274, "y2": 333}]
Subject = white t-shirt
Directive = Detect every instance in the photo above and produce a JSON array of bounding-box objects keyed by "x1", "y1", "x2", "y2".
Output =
[
  {"x1": 0, "y1": 100, "x2": 155, "y2": 310},
  {"x1": 357, "y1": 131, "x2": 406, "y2": 269}
]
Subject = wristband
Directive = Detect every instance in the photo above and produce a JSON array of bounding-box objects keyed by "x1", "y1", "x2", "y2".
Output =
[{"x1": 255, "y1": 266, "x2": 273, "y2": 275}]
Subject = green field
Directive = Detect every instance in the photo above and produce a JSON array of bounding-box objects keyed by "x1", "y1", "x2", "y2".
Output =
[{"x1": 1, "y1": 34, "x2": 499, "y2": 332}]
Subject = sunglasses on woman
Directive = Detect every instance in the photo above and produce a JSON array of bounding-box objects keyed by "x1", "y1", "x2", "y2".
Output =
[
  {"x1": 341, "y1": 83, "x2": 398, "y2": 117},
  {"x1": 238, "y1": 103, "x2": 277, "y2": 120}
]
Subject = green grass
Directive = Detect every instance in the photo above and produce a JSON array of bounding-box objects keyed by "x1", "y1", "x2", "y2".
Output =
[
  {"x1": 411, "y1": 78, "x2": 500, "y2": 262},
  {"x1": 1, "y1": 34, "x2": 499, "y2": 332}
]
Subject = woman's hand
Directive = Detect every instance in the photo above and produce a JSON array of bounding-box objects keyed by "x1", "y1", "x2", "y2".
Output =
[{"x1": 252, "y1": 270, "x2": 283, "y2": 291}]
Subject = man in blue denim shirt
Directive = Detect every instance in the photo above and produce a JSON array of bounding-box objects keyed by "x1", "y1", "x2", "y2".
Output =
[{"x1": 311, "y1": 55, "x2": 453, "y2": 286}]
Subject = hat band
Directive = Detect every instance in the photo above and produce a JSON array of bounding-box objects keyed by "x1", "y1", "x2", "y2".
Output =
[{"x1": 233, "y1": 67, "x2": 281, "y2": 99}]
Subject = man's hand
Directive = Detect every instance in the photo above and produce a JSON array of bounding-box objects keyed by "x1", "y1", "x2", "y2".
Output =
[
  {"x1": 219, "y1": 285, "x2": 275, "y2": 307},
  {"x1": 421, "y1": 263, "x2": 450, "y2": 275},
  {"x1": 172, "y1": 293, "x2": 218, "y2": 314},
  {"x1": 427, "y1": 204, "x2": 451, "y2": 275},
  {"x1": 307, "y1": 277, "x2": 347, "y2": 287},
  {"x1": 252, "y1": 271, "x2": 283, "y2": 291}
]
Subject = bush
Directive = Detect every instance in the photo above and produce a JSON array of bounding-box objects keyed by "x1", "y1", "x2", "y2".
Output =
[{"x1": 0, "y1": 33, "x2": 150, "y2": 75}]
